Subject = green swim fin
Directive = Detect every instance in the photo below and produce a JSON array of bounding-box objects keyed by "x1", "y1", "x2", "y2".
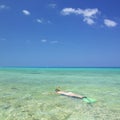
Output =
[{"x1": 82, "y1": 97, "x2": 96, "y2": 103}]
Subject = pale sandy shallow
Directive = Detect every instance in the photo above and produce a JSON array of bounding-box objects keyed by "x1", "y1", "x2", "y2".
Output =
[{"x1": 0, "y1": 68, "x2": 120, "y2": 120}]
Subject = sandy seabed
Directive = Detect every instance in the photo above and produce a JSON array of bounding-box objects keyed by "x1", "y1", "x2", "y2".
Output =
[{"x1": 0, "y1": 68, "x2": 120, "y2": 120}]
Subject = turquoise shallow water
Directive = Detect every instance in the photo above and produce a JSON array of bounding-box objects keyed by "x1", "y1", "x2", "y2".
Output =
[{"x1": 0, "y1": 67, "x2": 120, "y2": 120}]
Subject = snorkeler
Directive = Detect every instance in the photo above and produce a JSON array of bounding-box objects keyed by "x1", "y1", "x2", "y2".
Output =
[{"x1": 55, "y1": 88, "x2": 87, "y2": 99}]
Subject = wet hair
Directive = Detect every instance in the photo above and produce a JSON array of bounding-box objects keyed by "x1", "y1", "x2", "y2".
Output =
[{"x1": 55, "y1": 88, "x2": 60, "y2": 92}]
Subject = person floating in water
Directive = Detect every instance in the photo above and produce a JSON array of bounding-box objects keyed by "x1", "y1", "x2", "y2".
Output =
[
  {"x1": 55, "y1": 88, "x2": 96, "y2": 103},
  {"x1": 55, "y1": 88, "x2": 87, "y2": 99}
]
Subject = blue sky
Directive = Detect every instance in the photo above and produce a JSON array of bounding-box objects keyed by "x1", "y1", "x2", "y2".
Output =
[{"x1": 0, "y1": 0, "x2": 120, "y2": 67}]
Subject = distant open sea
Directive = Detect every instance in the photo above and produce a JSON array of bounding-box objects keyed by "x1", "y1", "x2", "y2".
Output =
[{"x1": 0, "y1": 67, "x2": 120, "y2": 120}]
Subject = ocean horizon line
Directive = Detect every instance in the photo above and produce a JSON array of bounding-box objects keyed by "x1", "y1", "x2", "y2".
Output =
[{"x1": 0, "y1": 66, "x2": 120, "y2": 69}]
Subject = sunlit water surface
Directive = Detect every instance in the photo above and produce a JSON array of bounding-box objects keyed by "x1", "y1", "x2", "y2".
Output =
[{"x1": 0, "y1": 67, "x2": 120, "y2": 120}]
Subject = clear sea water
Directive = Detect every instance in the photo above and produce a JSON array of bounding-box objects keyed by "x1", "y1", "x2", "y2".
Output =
[{"x1": 0, "y1": 67, "x2": 120, "y2": 120}]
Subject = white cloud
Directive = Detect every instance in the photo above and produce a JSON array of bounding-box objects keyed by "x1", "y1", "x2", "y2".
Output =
[
  {"x1": 41, "y1": 39, "x2": 47, "y2": 43},
  {"x1": 61, "y1": 8, "x2": 99, "y2": 17},
  {"x1": 50, "y1": 41, "x2": 58, "y2": 44},
  {"x1": 83, "y1": 17, "x2": 95, "y2": 25},
  {"x1": 0, "y1": 4, "x2": 9, "y2": 10},
  {"x1": 82, "y1": 8, "x2": 99, "y2": 18},
  {"x1": 104, "y1": 19, "x2": 117, "y2": 27},
  {"x1": 36, "y1": 19, "x2": 52, "y2": 24},
  {"x1": 61, "y1": 8, "x2": 77, "y2": 15},
  {"x1": 36, "y1": 19, "x2": 43, "y2": 23},
  {"x1": 41, "y1": 39, "x2": 59, "y2": 44},
  {"x1": 49, "y1": 3, "x2": 56, "y2": 8},
  {"x1": 22, "y1": 10, "x2": 31, "y2": 15},
  {"x1": 61, "y1": 8, "x2": 99, "y2": 25}
]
